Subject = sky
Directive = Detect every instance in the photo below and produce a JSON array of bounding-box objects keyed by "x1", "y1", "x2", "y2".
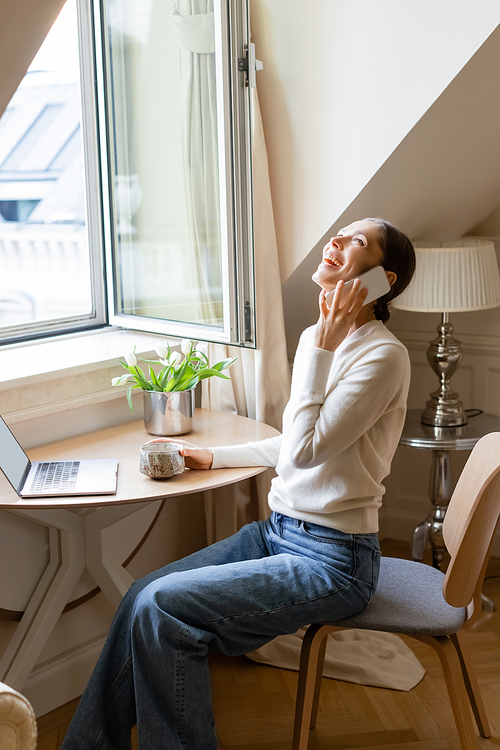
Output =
[{"x1": 29, "y1": 0, "x2": 80, "y2": 83}]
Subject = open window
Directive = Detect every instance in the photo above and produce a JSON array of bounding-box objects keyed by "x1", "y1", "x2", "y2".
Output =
[
  {"x1": 97, "y1": 0, "x2": 256, "y2": 346},
  {"x1": 0, "y1": 0, "x2": 256, "y2": 348}
]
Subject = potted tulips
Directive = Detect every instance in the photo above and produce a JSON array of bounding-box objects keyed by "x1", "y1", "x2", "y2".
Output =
[{"x1": 112, "y1": 339, "x2": 236, "y2": 435}]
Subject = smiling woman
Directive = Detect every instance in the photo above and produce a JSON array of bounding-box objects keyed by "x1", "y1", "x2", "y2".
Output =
[
  {"x1": 313, "y1": 219, "x2": 386, "y2": 286},
  {"x1": 60, "y1": 216, "x2": 417, "y2": 750},
  {"x1": 313, "y1": 217, "x2": 416, "y2": 325}
]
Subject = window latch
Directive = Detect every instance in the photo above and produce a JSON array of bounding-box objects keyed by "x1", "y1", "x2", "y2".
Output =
[
  {"x1": 238, "y1": 43, "x2": 263, "y2": 88},
  {"x1": 244, "y1": 301, "x2": 253, "y2": 342}
]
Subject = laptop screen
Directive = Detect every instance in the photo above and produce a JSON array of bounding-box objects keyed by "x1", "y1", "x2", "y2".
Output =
[{"x1": 0, "y1": 416, "x2": 30, "y2": 493}]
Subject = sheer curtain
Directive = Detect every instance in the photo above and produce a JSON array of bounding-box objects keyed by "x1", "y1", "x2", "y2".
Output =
[{"x1": 172, "y1": 0, "x2": 221, "y2": 326}]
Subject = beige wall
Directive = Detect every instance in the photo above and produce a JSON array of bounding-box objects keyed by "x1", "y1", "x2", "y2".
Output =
[{"x1": 470, "y1": 205, "x2": 500, "y2": 237}]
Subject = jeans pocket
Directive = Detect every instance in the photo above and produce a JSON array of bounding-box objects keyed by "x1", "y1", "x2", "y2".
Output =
[{"x1": 299, "y1": 521, "x2": 352, "y2": 546}]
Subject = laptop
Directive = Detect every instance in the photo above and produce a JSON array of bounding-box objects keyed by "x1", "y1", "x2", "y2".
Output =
[{"x1": 0, "y1": 415, "x2": 118, "y2": 497}]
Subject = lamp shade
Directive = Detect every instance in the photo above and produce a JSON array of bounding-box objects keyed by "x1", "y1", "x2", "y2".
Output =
[{"x1": 392, "y1": 239, "x2": 500, "y2": 313}]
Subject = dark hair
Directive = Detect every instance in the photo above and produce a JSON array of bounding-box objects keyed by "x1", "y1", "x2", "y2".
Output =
[{"x1": 365, "y1": 218, "x2": 416, "y2": 323}]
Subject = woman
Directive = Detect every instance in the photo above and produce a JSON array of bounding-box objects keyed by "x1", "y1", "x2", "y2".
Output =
[{"x1": 62, "y1": 217, "x2": 416, "y2": 750}]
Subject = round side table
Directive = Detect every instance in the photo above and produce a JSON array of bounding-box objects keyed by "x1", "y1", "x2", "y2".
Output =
[{"x1": 399, "y1": 409, "x2": 500, "y2": 569}]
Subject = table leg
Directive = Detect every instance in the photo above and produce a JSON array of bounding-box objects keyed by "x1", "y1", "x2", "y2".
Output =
[
  {"x1": 1, "y1": 501, "x2": 162, "y2": 690},
  {"x1": 83, "y1": 502, "x2": 161, "y2": 610},
  {"x1": 0, "y1": 509, "x2": 86, "y2": 690},
  {"x1": 412, "y1": 449, "x2": 452, "y2": 569}
]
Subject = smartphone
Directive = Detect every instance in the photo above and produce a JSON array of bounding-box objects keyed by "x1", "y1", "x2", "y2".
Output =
[{"x1": 325, "y1": 265, "x2": 391, "y2": 309}]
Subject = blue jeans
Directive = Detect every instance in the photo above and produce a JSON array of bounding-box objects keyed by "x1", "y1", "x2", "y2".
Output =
[{"x1": 61, "y1": 512, "x2": 380, "y2": 750}]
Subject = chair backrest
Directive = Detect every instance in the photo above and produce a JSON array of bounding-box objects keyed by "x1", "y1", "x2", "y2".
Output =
[{"x1": 442, "y1": 432, "x2": 500, "y2": 622}]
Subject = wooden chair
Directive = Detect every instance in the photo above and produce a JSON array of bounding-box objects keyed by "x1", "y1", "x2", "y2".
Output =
[{"x1": 292, "y1": 431, "x2": 500, "y2": 750}]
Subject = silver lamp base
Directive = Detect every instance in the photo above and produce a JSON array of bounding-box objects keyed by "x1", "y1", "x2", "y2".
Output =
[
  {"x1": 421, "y1": 313, "x2": 468, "y2": 428},
  {"x1": 421, "y1": 392, "x2": 467, "y2": 427}
]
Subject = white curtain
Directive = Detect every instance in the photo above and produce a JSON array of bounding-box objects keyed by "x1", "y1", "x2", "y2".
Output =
[{"x1": 172, "y1": 0, "x2": 221, "y2": 325}]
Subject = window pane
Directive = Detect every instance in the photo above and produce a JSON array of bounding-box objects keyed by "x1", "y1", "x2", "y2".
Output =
[
  {"x1": 0, "y1": 0, "x2": 94, "y2": 333},
  {"x1": 104, "y1": 0, "x2": 225, "y2": 331}
]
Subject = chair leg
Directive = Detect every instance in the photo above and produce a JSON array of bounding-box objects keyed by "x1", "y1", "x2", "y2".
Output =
[
  {"x1": 292, "y1": 624, "x2": 331, "y2": 750},
  {"x1": 416, "y1": 635, "x2": 479, "y2": 750},
  {"x1": 309, "y1": 629, "x2": 329, "y2": 729},
  {"x1": 451, "y1": 630, "x2": 491, "y2": 738}
]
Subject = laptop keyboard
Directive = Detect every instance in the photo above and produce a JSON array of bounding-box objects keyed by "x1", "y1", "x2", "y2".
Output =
[{"x1": 31, "y1": 461, "x2": 80, "y2": 493}]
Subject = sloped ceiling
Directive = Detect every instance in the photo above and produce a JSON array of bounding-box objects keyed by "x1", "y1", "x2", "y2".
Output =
[
  {"x1": 282, "y1": 23, "x2": 500, "y2": 356},
  {"x1": 0, "y1": 0, "x2": 66, "y2": 119}
]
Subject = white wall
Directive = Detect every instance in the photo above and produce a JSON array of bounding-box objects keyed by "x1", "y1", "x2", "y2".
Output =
[{"x1": 250, "y1": 0, "x2": 500, "y2": 281}]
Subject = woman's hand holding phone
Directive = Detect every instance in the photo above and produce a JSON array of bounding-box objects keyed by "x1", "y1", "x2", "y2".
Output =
[
  {"x1": 325, "y1": 266, "x2": 390, "y2": 309},
  {"x1": 313, "y1": 278, "x2": 368, "y2": 353},
  {"x1": 145, "y1": 437, "x2": 214, "y2": 470}
]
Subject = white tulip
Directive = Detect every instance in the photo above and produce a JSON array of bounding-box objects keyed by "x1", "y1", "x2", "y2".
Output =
[
  {"x1": 170, "y1": 351, "x2": 181, "y2": 365},
  {"x1": 124, "y1": 352, "x2": 137, "y2": 367},
  {"x1": 155, "y1": 343, "x2": 168, "y2": 359},
  {"x1": 111, "y1": 376, "x2": 122, "y2": 386},
  {"x1": 181, "y1": 339, "x2": 192, "y2": 356}
]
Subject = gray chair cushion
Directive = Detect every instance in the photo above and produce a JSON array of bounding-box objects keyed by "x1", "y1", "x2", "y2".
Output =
[{"x1": 323, "y1": 556, "x2": 466, "y2": 636}]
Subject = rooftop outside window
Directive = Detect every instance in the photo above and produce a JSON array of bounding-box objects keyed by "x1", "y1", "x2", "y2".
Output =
[{"x1": 0, "y1": 0, "x2": 100, "y2": 337}]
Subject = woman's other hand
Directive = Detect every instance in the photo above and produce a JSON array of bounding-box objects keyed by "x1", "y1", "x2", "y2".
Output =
[
  {"x1": 313, "y1": 279, "x2": 368, "y2": 352},
  {"x1": 145, "y1": 438, "x2": 214, "y2": 470}
]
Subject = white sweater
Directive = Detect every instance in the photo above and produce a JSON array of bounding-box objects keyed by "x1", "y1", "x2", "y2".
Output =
[{"x1": 212, "y1": 320, "x2": 411, "y2": 533}]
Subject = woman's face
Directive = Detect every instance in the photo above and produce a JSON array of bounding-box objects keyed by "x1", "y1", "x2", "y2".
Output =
[{"x1": 312, "y1": 219, "x2": 384, "y2": 292}]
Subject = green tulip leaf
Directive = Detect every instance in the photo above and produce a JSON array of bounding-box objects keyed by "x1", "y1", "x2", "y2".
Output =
[
  {"x1": 196, "y1": 368, "x2": 232, "y2": 382},
  {"x1": 149, "y1": 366, "x2": 163, "y2": 390},
  {"x1": 211, "y1": 357, "x2": 238, "y2": 372},
  {"x1": 126, "y1": 386, "x2": 134, "y2": 412}
]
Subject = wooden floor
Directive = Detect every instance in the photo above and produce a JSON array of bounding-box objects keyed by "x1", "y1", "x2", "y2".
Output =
[{"x1": 36, "y1": 540, "x2": 500, "y2": 750}]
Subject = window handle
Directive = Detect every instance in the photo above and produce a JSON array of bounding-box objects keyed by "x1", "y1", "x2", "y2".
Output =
[{"x1": 238, "y1": 43, "x2": 263, "y2": 88}]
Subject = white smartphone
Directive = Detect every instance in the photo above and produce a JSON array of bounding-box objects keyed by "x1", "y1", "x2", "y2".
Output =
[{"x1": 325, "y1": 265, "x2": 391, "y2": 309}]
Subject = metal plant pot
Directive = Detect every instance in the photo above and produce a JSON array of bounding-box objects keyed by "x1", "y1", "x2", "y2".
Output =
[{"x1": 143, "y1": 389, "x2": 195, "y2": 436}]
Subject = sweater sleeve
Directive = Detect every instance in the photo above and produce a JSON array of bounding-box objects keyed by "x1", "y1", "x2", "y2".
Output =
[
  {"x1": 211, "y1": 434, "x2": 282, "y2": 469},
  {"x1": 284, "y1": 343, "x2": 409, "y2": 470}
]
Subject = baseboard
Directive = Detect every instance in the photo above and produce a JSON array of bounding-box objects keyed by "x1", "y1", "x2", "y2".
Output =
[{"x1": 22, "y1": 634, "x2": 106, "y2": 718}]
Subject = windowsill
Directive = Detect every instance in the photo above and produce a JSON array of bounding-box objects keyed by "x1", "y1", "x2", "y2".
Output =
[{"x1": 0, "y1": 327, "x2": 180, "y2": 424}]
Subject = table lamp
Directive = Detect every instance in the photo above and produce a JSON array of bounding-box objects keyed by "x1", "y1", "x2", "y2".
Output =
[{"x1": 392, "y1": 239, "x2": 500, "y2": 427}]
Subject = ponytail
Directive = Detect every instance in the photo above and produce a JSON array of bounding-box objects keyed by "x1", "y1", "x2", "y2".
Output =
[{"x1": 365, "y1": 218, "x2": 416, "y2": 323}]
